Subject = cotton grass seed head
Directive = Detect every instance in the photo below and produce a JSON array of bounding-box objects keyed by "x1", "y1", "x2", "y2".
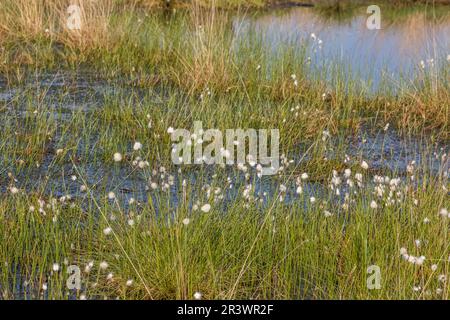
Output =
[
  {"x1": 361, "y1": 161, "x2": 369, "y2": 170},
  {"x1": 133, "y1": 142, "x2": 142, "y2": 151},
  {"x1": 344, "y1": 168, "x2": 351, "y2": 178},
  {"x1": 99, "y1": 261, "x2": 108, "y2": 270},
  {"x1": 10, "y1": 187, "x2": 19, "y2": 194},
  {"x1": 415, "y1": 256, "x2": 425, "y2": 265},
  {"x1": 113, "y1": 153, "x2": 122, "y2": 162},
  {"x1": 201, "y1": 204, "x2": 211, "y2": 213},
  {"x1": 194, "y1": 292, "x2": 202, "y2": 300}
]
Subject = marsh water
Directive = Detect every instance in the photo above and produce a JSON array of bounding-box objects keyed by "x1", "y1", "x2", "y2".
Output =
[
  {"x1": 235, "y1": 5, "x2": 450, "y2": 91},
  {"x1": 0, "y1": 5, "x2": 449, "y2": 209}
]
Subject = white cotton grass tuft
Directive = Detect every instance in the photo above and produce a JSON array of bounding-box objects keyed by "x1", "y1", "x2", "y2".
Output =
[
  {"x1": 182, "y1": 218, "x2": 190, "y2": 225},
  {"x1": 420, "y1": 60, "x2": 425, "y2": 69},
  {"x1": 193, "y1": 291, "x2": 202, "y2": 300},
  {"x1": 344, "y1": 168, "x2": 351, "y2": 178},
  {"x1": 84, "y1": 261, "x2": 94, "y2": 273},
  {"x1": 99, "y1": 261, "x2": 109, "y2": 270},
  {"x1": 52, "y1": 263, "x2": 60, "y2": 272},
  {"x1": 10, "y1": 187, "x2": 19, "y2": 194},
  {"x1": 113, "y1": 152, "x2": 123, "y2": 162},
  {"x1": 361, "y1": 161, "x2": 369, "y2": 170},
  {"x1": 108, "y1": 192, "x2": 115, "y2": 200},
  {"x1": 201, "y1": 204, "x2": 211, "y2": 213},
  {"x1": 103, "y1": 227, "x2": 112, "y2": 235},
  {"x1": 133, "y1": 142, "x2": 142, "y2": 151},
  {"x1": 415, "y1": 256, "x2": 425, "y2": 265},
  {"x1": 370, "y1": 200, "x2": 378, "y2": 209},
  {"x1": 126, "y1": 279, "x2": 133, "y2": 286}
]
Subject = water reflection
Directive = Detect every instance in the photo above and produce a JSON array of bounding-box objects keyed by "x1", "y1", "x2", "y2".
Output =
[{"x1": 235, "y1": 6, "x2": 450, "y2": 91}]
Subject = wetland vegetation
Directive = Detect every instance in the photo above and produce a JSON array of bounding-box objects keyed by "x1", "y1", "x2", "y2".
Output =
[{"x1": 0, "y1": 0, "x2": 448, "y2": 300}]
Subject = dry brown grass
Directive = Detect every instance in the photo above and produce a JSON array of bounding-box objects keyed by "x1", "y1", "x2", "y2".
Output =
[
  {"x1": 0, "y1": 0, "x2": 114, "y2": 51},
  {"x1": 170, "y1": 4, "x2": 236, "y2": 93}
]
